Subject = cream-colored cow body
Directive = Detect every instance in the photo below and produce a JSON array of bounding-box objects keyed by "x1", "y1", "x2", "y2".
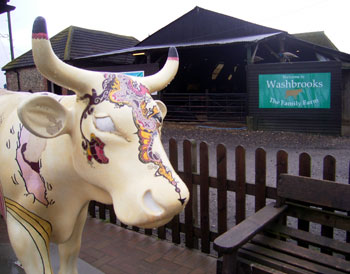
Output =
[{"x1": 0, "y1": 17, "x2": 189, "y2": 274}]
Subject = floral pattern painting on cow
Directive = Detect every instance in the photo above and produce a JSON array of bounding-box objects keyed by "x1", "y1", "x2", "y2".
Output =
[{"x1": 0, "y1": 16, "x2": 189, "y2": 274}]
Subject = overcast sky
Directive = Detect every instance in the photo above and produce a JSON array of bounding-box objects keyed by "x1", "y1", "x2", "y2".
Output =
[{"x1": 1, "y1": 0, "x2": 349, "y2": 88}]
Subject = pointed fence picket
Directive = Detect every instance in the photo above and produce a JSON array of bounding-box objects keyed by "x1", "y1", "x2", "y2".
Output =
[{"x1": 88, "y1": 138, "x2": 350, "y2": 256}]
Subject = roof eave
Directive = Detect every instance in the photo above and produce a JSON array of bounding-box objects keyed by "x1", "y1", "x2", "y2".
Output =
[
  {"x1": 286, "y1": 34, "x2": 350, "y2": 62},
  {"x1": 77, "y1": 32, "x2": 284, "y2": 60}
]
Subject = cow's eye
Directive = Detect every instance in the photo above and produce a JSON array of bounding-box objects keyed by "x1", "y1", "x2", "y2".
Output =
[{"x1": 94, "y1": 116, "x2": 117, "y2": 133}]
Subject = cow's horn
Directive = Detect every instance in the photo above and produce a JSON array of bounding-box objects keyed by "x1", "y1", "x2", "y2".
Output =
[
  {"x1": 137, "y1": 47, "x2": 179, "y2": 93},
  {"x1": 32, "y1": 17, "x2": 95, "y2": 96}
]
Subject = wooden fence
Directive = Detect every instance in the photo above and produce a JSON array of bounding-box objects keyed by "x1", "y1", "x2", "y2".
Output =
[{"x1": 88, "y1": 138, "x2": 349, "y2": 255}]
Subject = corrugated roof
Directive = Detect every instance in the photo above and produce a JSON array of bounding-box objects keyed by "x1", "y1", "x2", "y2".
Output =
[
  {"x1": 293, "y1": 31, "x2": 338, "y2": 51},
  {"x1": 2, "y1": 25, "x2": 139, "y2": 71},
  {"x1": 285, "y1": 34, "x2": 350, "y2": 63}
]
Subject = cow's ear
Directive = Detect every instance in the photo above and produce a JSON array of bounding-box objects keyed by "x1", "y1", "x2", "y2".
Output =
[
  {"x1": 17, "y1": 95, "x2": 72, "y2": 138},
  {"x1": 155, "y1": 100, "x2": 167, "y2": 118}
]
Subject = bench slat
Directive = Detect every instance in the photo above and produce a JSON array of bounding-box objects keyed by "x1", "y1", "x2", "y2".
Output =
[
  {"x1": 241, "y1": 243, "x2": 347, "y2": 274},
  {"x1": 251, "y1": 235, "x2": 350, "y2": 273},
  {"x1": 286, "y1": 204, "x2": 350, "y2": 231},
  {"x1": 266, "y1": 223, "x2": 350, "y2": 256},
  {"x1": 238, "y1": 256, "x2": 292, "y2": 274},
  {"x1": 278, "y1": 174, "x2": 350, "y2": 211},
  {"x1": 238, "y1": 252, "x2": 308, "y2": 274}
]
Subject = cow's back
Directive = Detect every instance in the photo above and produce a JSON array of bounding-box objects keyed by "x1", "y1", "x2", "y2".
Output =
[
  {"x1": 0, "y1": 89, "x2": 26, "y2": 118},
  {"x1": 0, "y1": 90, "x2": 29, "y2": 144}
]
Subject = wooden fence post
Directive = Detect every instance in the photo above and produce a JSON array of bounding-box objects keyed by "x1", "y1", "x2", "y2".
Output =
[
  {"x1": 109, "y1": 205, "x2": 117, "y2": 224},
  {"x1": 298, "y1": 152, "x2": 311, "y2": 247},
  {"x1": 184, "y1": 139, "x2": 194, "y2": 248},
  {"x1": 236, "y1": 145, "x2": 246, "y2": 224},
  {"x1": 169, "y1": 138, "x2": 180, "y2": 244},
  {"x1": 217, "y1": 144, "x2": 227, "y2": 236},
  {"x1": 276, "y1": 150, "x2": 288, "y2": 179},
  {"x1": 276, "y1": 150, "x2": 288, "y2": 207},
  {"x1": 200, "y1": 142, "x2": 210, "y2": 253},
  {"x1": 255, "y1": 148, "x2": 266, "y2": 212},
  {"x1": 321, "y1": 155, "x2": 336, "y2": 254},
  {"x1": 88, "y1": 201, "x2": 96, "y2": 218},
  {"x1": 191, "y1": 140, "x2": 199, "y2": 228},
  {"x1": 189, "y1": 140, "x2": 199, "y2": 249},
  {"x1": 99, "y1": 203, "x2": 106, "y2": 220}
]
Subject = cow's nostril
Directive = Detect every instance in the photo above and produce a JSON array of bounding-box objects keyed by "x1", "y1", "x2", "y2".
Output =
[{"x1": 143, "y1": 191, "x2": 164, "y2": 216}]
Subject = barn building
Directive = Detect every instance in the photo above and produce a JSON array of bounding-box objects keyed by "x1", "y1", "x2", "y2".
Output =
[{"x1": 81, "y1": 7, "x2": 350, "y2": 135}]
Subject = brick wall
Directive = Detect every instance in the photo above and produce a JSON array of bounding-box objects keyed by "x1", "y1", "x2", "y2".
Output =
[
  {"x1": 5, "y1": 71, "x2": 19, "y2": 90},
  {"x1": 5, "y1": 67, "x2": 47, "y2": 92}
]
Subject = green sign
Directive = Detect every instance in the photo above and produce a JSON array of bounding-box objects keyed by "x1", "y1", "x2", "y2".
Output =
[
  {"x1": 122, "y1": 71, "x2": 144, "y2": 77},
  {"x1": 259, "y1": 73, "x2": 331, "y2": 108}
]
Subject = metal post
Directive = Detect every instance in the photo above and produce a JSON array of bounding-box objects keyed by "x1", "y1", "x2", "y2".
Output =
[{"x1": 7, "y1": 11, "x2": 14, "y2": 60}]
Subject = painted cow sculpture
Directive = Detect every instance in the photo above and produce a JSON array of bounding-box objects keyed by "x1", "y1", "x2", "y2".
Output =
[{"x1": 0, "y1": 17, "x2": 189, "y2": 274}]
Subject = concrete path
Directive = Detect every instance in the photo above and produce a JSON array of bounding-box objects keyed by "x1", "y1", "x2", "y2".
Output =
[{"x1": 0, "y1": 216, "x2": 217, "y2": 273}]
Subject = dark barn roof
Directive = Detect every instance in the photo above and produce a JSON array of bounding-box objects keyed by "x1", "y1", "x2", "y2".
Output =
[
  {"x1": 2, "y1": 25, "x2": 139, "y2": 71},
  {"x1": 80, "y1": 6, "x2": 350, "y2": 65},
  {"x1": 131, "y1": 7, "x2": 350, "y2": 64},
  {"x1": 138, "y1": 6, "x2": 284, "y2": 47},
  {"x1": 80, "y1": 6, "x2": 285, "y2": 60}
]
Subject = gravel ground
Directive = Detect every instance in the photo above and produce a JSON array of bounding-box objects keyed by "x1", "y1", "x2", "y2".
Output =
[{"x1": 161, "y1": 122, "x2": 350, "y2": 234}]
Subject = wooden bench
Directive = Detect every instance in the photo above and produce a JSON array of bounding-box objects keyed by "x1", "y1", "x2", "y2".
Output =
[{"x1": 214, "y1": 174, "x2": 350, "y2": 274}]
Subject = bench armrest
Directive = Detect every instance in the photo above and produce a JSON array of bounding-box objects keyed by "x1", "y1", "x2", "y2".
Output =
[{"x1": 214, "y1": 202, "x2": 287, "y2": 254}]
